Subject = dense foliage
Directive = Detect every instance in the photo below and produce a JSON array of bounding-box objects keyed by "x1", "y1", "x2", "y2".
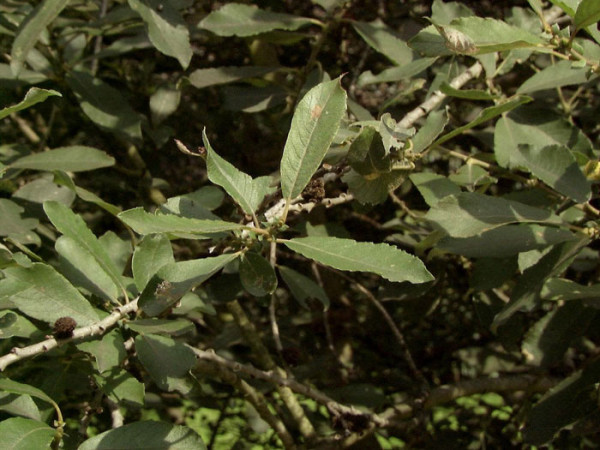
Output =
[{"x1": 1, "y1": 0, "x2": 600, "y2": 448}]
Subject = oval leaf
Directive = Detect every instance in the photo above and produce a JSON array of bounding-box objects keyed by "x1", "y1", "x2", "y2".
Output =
[
  {"x1": 425, "y1": 192, "x2": 563, "y2": 238},
  {"x1": 0, "y1": 88, "x2": 61, "y2": 120},
  {"x1": 204, "y1": 129, "x2": 275, "y2": 215},
  {"x1": 514, "y1": 144, "x2": 591, "y2": 203},
  {"x1": 188, "y1": 66, "x2": 279, "y2": 89},
  {"x1": 127, "y1": 0, "x2": 192, "y2": 69},
  {"x1": 517, "y1": 60, "x2": 593, "y2": 94},
  {"x1": 10, "y1": 146, "x2": 114, "y2": 172},
  {"x1": 199, "y1": 3, "x2": 314, "y2": 37},
  {"x1": 239, "y1": 252, "x2": 277, "y2": 296},
  {"x1": 79, "y1": 420, "x2": 206, "y2": 450},
  {"x1": 283, "y1": 236, "x2": 433, "y2": 284},
  {"x1": 278, "y1": 265, "x2": 329, "y2": 309},
  {"x1": 135, "y1": 334, "x2": 197, "y2": 393},
  {"x1": 0, "y1": 378, "x2": 56, "y2": 406},
  {"x1": 1, "y1": 263, "x2": 100, "y2": 325},
  {"x1": 132, "y1": 234, "x2": 175, "y2": 291},
  {"x1": 0, "y1": 418, "x2": 55, "y2": 450},
  {"x1": 118, "y1": 207, "x2": 245, "y2": 235},
  {"x1": 66, "y1": 71, "x2": 141, "y2": 140},
  {"x1": 139, "y1": 253, "x2": 238, "y2": 316},
  {"x1": 44, "y1": 201, "x2": 126, "y2": 296},
  {"x1": 280, "y1": 78, "x2": 347, "y2": 200},
  {"x1": 10, "y1": 0, "x2": 70, "y2": 75},
  {"x1": 575, "y1": 0, "x2": 600, "y2": 30}
]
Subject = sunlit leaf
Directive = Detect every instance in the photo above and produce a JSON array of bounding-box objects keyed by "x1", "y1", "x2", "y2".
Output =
[
  {"x1": 281, "y1": 78, "x2": 347, "y2": 200},
  {"x1": 284, "y1": 236, "x2": 433, "y2": 283},
  {"x1": 204, "y1": 129, "x2": 275, "y2": 215},
  {"x1": 1, "y1": 263, "x2": 100, "y2": 325},
  {"x1": 0, "y1": 418, "x2": 54, "y2": 450},
  {"x1": 239, "y1": 252, "x2": 277, "y2": 296},
  {"x1": 10, "y1": 146, "x2": 114, "y2": 172},
  {"x1": 199, "y1": 3, "x2": 315, "y2": 37},
  {"x1": 0, "y1": 88, "x2": 61, "y2": 120},
  {"x1": 79, "y1": 421, "x2": 206, "y2": 450},
  {"x1": 425, "y1": 192, "x2": 563, "y2": 238},
  {"x1": 10, "y1": 0, "x2": 69, "y2": 75},
  {"x1": 127, "y1": 0, "x2": 192, "y2": 68},
  {"x1": 67, "y1": 71, "x2": 141, "y2": 140}
]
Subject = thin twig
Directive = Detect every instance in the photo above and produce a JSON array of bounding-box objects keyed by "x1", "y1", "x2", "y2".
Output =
[
  {"x1": 0, "y1": 298, "x2": 139, "y2": 372},
  {"x1": 196, "y1": 360, "x2": 297, "y2": 450},
  {"x1": 226, "y1": 300, "x2": 317, "y2": 439},
  {"x1": 333, "y1": 270, "x2": 428, "y2": 390}
]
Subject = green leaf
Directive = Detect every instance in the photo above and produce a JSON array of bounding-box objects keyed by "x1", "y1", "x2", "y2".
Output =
[
  {"x1": 199, "y1": 3, "x2": 315, "y2": 37},
  {"x1": 575, "y1": 0, "x2": 600, "y2": 30},
  {"x1": 493, "y1": 238, "x2": 589, "y2": 328},
  {"x1": 118, "y1": 208, "x2": 246, "y2": 235},
  {"x1": 135, "y1": 334, "x2": 197, "y2": 393},
  {"x1": 410, "y1": 173, "x2": 461, "y2": 207},
  {"x1": 513, "y1": 144, "x2": 591, "y2": 203},
  {"x1": 411, "y1": 108, "x2": 449, "y2": 154},
  {"x1": 283, "y1": 236, "x2": 433, "y2": 283},
  {"x1": 1, "y1": 263, "x2": 100, "y2": 325},
  {"x1": 56, "y1": 236, "x2": 120, "y2": 303},
  {"x1": 79, "y1": 421, "x2": 206, "y2": 450},
  {"x1": 439, "y1": 82, "x2": 497, "y2": 100},
  {"x1": 127, "y1": 318, "x2": 194, "y2": 336},
  {"x1": 278, "y1": 265, "x2": 330, "y2": 309},
  {"x1": 204, "y1": 129, "x2": 274, "y2": 215},
  {"x1": 342, "y1": 169, "x2": 408, "y2": 205},
  {"x1": 139, "y1": 253, "x2": 238, "y2": 316},
  {"x1": 12, "y1": 178, "x2": 75, "y2": 208},
  {"x1": 445, "y1": 16, "x2": 547, "y2": 54},
  {"x1": 433, "y1": 96, "x2": 531, "y2": 147},
  {"x1": 0, "y1": 199, "x2": 38, "y2": 237},
  {"x1": 188, "y1": 66, "x2": 280, "y2": 89},
  {"x1": 357, "y1": 58, "x2": 437, "y2": 86},
  {"x1": 522, "y1": 301, "x2": 594, "y2": 367},
  {"x1": 77, "y1": 330, "x2": 126, "y2": 373},
  {"x1": 132, "y1": 234, "x2": 175, "y2": 291},
  {"x1": 0, "y1": 418, "x2": 54, "y2": 450},
  {"x1": 127, "y1": 0, "x2": 192, "y2": 69},
  {"x1": 0, "y1": 378, "x2": 56, "y2": 406},
  {"x1": 408, "y1": 25, "x2": 453, "y2": 57},
  {"x1": 9, "y1": 0, "x2": 70, "y2": 75},
  {"x1": 53, "y1": 171, "x2": 122, "y2": 216},
  {"x1": 524, "y1": 357, "x2": 600, "y2": 445},
  {"x1": 66, "y1": 71, "x2": 141, "y2": 140},
  {"x1": 517, "y1": 60, "x2": 594, "y2": 94},
  {"x1": 425, "y1": 192, "x2": 563, "y2": 238},
  {"x1": 494, "y1": 107, "x2": 594, "y2": 168},
  {"x1": 351, "y1": 19, "x2": 413, "y2": 65},
  {"x1": 0, "y1": 392, "x2": 41, "y2": 421},
  {"x1": 10, "y1": 146, "x2": 114, "y2": 172},
  {"x1": 0, "y1": 311, "x2": 37, "y2": 340},
  {"x1": 94, "y1": 368, "x2": 145, "y2": 407},
  {"x1": 239, "y1": 252, "x2": 277, "y2": 296},
  {"x1": 438, "y1": 224, "x2": 575, "y2": 258},
  {"x1": 222, "y1": 85, "x2": 288, "y2": 112},
  {"x1": 0, "y1": 88, "x2": 61, "y2": 120},
  {"x1": 44, "y1": 201, "x2": 126, "y2": 297},
  {"x1": 542, "y1": 278, "x2": 600, "y2": 302},
  {"x1": 149, "y1": 86, "x2": 181, "y2": 125},
  {"x1": 431, "y1": 0, "x2": 475, "y2": 24},
  {"x1": 280, "y1": 78, "x2": 347, "y2": 200}
]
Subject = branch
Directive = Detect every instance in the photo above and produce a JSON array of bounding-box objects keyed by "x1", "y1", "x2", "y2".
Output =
[
  {"x1": 0, "y1": 299, "x2": 139, "y2": 372},
  {"x1": 226, "y1": 300, "x2": 317, "y2": 439},
  {"x1": 195, "y1": 360, "x2": 297, "y2": 450},
  {"x1": 190, "y1": 346, "x2": 390, "y2": 428}
]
